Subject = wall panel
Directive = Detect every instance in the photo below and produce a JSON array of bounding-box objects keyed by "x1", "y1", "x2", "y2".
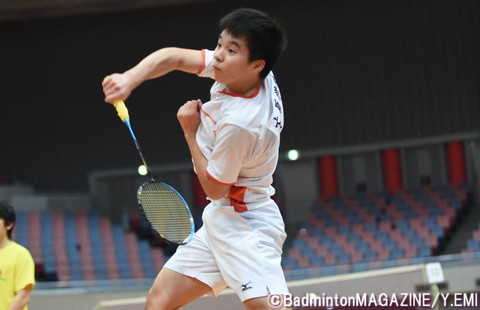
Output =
[{"x1": 0, "y1": 0, "x2": 478, "y2": 190}]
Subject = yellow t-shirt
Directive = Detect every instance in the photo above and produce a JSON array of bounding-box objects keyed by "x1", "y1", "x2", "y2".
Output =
[{"x1": 0, "y1": 241, "x2": 35, "y2": 310}]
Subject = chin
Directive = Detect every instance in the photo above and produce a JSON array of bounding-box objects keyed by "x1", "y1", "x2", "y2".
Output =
[{"x1": 214, "y1": 76, "x2": 227, "y2": 84}]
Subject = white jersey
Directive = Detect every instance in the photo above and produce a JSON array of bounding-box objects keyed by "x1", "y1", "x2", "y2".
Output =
[{"x1": 196, "y1": 49, "x2": 284, "y2": 212}]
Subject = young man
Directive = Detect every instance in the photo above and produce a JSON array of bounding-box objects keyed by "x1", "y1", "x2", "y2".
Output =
[
  {"x1": 103, "y1": 8, "x2": 288, "y2": 309},
  {"x1": 0, "y1": 202, "x2": 35, "y2": 310}
]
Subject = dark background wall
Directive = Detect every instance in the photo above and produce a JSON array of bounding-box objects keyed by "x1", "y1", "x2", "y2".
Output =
[{"x1": 0, "y1": 0, "x2": 479, "y2": 190}]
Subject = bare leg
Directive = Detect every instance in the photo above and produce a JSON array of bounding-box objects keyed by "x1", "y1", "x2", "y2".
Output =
[
  {"x1": 146, "y1": 267, "x2": 212, "y2": 310},
  {"x1": 243, "y1": 296, "x2": 289, "y2": 310}
]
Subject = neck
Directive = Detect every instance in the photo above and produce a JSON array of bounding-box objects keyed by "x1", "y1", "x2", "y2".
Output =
[
  {"x1": 0, "y1": 237, "x2": 10, "y2": 249},
  {"x1": 225, "y1": 77, "x2": 262, "y2": 97}
]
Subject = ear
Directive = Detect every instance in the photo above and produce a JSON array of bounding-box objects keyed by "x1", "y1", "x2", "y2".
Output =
[
  {"x1": 252, "y1": 60, "x2": 265, "y2": 73},
  {"x1": 5, "y1": 222, "x2": 13, "y2": 231}
]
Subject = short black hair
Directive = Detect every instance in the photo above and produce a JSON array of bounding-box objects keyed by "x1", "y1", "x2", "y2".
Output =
[
  {"x1": 219, "y1": 8, "x2": 287, "y2": 79},
  {"x1": 0, "y1": 201, "x2": 16, "y2": 239}
]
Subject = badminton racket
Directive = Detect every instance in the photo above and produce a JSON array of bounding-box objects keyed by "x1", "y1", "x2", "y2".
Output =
[{"x1": 105, "y1": 78, "x2": 195, "y2": 245}]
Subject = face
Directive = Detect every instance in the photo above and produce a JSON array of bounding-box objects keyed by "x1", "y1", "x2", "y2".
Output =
[
  {"x1": 213, "y1": 30, "x2": 264, "y2": 92},
  {"x1": 0, "y1": 218, "x2": 12, "y2": 244}
]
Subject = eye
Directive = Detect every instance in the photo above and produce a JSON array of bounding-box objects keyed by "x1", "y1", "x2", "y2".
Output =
[{"x1": 228, "y1": 48, "x2": 237, "y2": 54}]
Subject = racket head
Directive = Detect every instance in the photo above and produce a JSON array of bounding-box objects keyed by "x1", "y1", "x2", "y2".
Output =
[{"x1": 137, "y1": 181, "x2": 195, "y2": 245}]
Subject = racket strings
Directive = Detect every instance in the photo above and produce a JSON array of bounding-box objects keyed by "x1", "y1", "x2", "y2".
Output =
[{"x1": 139, "y1": 183, "x2": 193, "y2": 244}]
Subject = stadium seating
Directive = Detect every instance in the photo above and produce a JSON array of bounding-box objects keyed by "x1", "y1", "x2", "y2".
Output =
[
  {"x1": 10, "y1": 182, "x2": 472, "y2": 281},
  {"x1": 283, "y1": 183, "x2": 470, "y2": 272},
  {"x1": 12, "y1": 210, "x2": 166, "y2": 282},
  {"x1": 463, "y1": 222, "x2": 480, "y2": 253}
]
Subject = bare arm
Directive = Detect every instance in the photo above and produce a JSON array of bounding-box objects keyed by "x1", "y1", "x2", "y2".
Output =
[
  {"x1": 7, "y1": 285, "x2": 33, "y2": 310},
  {"x1": 102, "y1": 47, "x2": 203, "y2": 103},
  {"x1": 177, "y1": 100, "x2": 231, "y2": 200}
]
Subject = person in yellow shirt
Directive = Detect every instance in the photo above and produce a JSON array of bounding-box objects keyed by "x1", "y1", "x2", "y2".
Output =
[{"x1": 0, "y1": 202, "x2": 35, "y2": 310}]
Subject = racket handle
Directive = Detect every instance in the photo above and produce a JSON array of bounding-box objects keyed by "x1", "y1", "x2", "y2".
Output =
[
  {"x1": 114, "y1": 100, "x2": 130, "y2": 122},
  {"x1": 103, "y1": 76, "x2": 130, "y2": 122}
]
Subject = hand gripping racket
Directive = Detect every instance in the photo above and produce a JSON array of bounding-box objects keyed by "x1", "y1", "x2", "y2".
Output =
[{"x1": 107, "y1": 85, "x2": 195, "y2": 245}]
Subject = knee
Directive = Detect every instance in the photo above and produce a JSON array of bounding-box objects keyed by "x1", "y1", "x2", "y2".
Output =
[
  {"x1": 145, "y1": 288, "x2": 159, "y2": 310},
  {"x1": 243, "y1": 296, "x2": 270, "y2": 310},
  {"x1": 146, "y1": 287, "x2": 177, "y2": 310},
  {"x1": 243, "y1": 296, "x2": 290, "y2": 310}
]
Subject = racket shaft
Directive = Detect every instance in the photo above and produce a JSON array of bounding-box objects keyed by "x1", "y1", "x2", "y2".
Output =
[{"x1": 124, "y1": 120, "x2": 150, "y2": 173}]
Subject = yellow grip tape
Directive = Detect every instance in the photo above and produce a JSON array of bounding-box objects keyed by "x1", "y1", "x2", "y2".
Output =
[
  {"x1": 103, "y1": 76, "x2": 130, "y2": 122},
  {"x1": 114, "y1": 100, "x2": 129, "y2": 122}
]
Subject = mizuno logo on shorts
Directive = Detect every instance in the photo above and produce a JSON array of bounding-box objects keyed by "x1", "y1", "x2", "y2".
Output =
[{"x1": 241, "y1": 281, "x2": 252, "y2": 291}]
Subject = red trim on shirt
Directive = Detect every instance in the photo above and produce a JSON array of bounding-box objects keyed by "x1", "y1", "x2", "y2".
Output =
[
  {"x1": 206, "y1": 172, "x2": 249, "y2": 212},
  {"x1": 200, "y1": 108, "x2": 217, "y2": 124},
  {"x1": 196, "y1": 49, "x2": 207, "y2": 75},
  {"x1": 219, "y1": 85, "x2": 262, "y2": 98},
  {"x1": 228, "y1": 186, "x2": 248, "y2": 212}
]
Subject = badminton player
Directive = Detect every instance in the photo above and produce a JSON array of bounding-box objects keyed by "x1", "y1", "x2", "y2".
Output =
[
  {"x1": 103, "y1": 8, "x2": 288, "y2": 309},
  {"x1": 0, "y1": 202, "x2": 35, "y2": 310}
]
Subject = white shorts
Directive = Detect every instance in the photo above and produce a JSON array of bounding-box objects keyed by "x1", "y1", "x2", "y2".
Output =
[{"x1": 164, "y1": 201, "x2": 289, "y2": 302}]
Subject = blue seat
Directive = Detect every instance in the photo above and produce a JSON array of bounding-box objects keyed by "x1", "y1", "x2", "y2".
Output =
[
  {"x1": 138, "y1": 241, "x2": 156, "y2": 278},
  {"x1": 467, "y1": 239, "x2": 480, "y2": 252},
  {"x1": 281, "y1": 257, "x2": 297, "y2": 269}
]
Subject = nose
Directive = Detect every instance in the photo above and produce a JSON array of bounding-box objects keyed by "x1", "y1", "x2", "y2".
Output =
[{"x1": 213, "y1": 48, "x2": 223, "y2": 63}]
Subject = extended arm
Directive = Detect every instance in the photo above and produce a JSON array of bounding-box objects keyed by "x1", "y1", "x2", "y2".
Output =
[
  {"x1": 102, "y1": 47, "x2": 203, "y2": 103},
  {"x1": 7, "y1": 285, "x2": 33, "y2": 310}
]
